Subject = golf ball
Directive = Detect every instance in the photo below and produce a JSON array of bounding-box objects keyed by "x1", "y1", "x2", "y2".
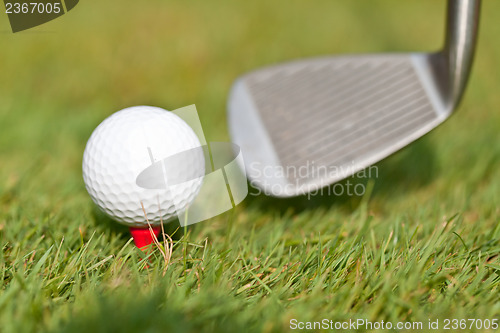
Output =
[{"x1": 82, "y1": 106, "x2": 204, "y2": 226}]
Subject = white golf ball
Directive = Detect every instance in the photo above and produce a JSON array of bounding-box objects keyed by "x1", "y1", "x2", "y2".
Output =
[{"x1": 82, "y1": 106, "x2": 204, "y2": 227}]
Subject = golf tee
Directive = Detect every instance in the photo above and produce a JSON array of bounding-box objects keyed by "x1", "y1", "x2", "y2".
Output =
[{"x1": 129, "y1": 226, "x2": 161, "y2": 250}]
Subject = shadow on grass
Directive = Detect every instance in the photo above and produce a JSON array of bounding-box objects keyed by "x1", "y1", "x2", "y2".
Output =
[
  {"x1": 372, "y1": 136, "x2": 437, "y2": 196},
  {"x1": 243, "y1": 136, "x2": 437, "y2": 216}
]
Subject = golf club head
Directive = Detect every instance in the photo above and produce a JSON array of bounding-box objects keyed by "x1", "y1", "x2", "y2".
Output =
[{"x1": 228, "y1": 0, "x2": 480, "y2": 197}]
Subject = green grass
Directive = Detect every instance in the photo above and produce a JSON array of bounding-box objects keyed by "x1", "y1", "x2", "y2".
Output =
[{"x1": 0, "y1": 0, "x2": 500, "y2": 332}]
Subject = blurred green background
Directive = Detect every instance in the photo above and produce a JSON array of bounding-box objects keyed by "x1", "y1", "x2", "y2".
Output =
[{"x1": 0, "y1": 1, "x2": 499, "y2": 332}]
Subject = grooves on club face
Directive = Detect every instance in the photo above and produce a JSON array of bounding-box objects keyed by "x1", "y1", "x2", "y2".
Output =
[{"x1": 227, "y1": 0, "x2": 480, "y2": 198}]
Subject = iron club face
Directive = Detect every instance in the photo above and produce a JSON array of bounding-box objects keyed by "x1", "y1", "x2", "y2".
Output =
[{"x1": 228, "y1": 0, "x2": 481, "y2": 197}]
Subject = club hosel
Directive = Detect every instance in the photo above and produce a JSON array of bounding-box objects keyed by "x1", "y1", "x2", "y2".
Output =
[{"x1": 442, "y1": 0, "x2": 481, "y2": 109}]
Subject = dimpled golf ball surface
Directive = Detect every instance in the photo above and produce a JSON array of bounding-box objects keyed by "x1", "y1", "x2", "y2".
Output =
[{"x1": 82, "y1": 106, "x2": 204, "y2": 227}]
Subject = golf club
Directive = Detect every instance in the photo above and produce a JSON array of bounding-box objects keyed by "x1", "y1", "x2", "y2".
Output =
[{"x1": 228, "y1": 0, "x2": 481, "y2": 197}]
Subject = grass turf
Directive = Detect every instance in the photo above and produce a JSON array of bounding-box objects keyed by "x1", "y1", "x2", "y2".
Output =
[{"x1": 0, "y1": 0, "x2": 499, "y2": 332}]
